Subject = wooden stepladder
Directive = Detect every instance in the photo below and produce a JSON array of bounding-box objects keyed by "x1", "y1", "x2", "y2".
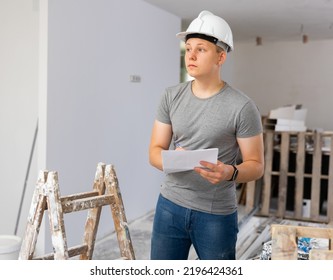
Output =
[{"x1": 19, "y1": 162, "x2": 135, "y2": 260}]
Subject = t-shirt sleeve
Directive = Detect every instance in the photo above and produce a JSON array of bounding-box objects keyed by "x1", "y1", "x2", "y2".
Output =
[
  {"x1": 155, "y1": 89, "x2": 172, "y2": 125},
  {"x1": 236, "y1": 100, "x2": 263, "y2": 138}
]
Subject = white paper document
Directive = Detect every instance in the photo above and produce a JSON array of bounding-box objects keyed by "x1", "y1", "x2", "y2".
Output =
[{"x1": 162, "y1": 148, "x2": 218, "y2": 174}]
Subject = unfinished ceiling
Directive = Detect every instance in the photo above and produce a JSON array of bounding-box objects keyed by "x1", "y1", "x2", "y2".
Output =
[{"x1": 143, "y1": 0, "x2": 333, "y2": 43}]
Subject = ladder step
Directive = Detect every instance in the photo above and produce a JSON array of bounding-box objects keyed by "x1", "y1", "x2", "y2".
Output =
[
  {"x1": 62, "y1": 194, "x2": 115, "y2": 213},
  {"x1": 61, "y1": 191, "x2": 100, "y2": 202},
  {"x1": 34, "y1": 244, "x2": 88, "y2": 260}
]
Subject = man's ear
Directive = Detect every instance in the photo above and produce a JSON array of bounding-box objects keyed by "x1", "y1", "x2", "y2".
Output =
[{"x1": 218, "y1": 51, "x2": 227, "y2": 65}]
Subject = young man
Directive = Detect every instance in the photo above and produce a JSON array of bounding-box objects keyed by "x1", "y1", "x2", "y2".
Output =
[{"x1": 149, "y1": 10, "x2": 264, "y2": 260}]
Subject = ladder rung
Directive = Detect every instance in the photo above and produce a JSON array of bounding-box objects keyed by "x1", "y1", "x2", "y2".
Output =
[
  {"x1": 62, "y1": 194, "x2": 115, "y2": 213},
  {"x1": 61, "y1": 191, "x2": 100, "y2": 203},
  {"x1": 33, "y1": 244, "x2": 88, "y2": 260},
  {"x1": 44, "y1": 191, "x2": 101, "y2": 211}
]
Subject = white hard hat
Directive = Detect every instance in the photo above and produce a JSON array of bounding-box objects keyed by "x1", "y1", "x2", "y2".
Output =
[{"x1": 176, "y1": 10, "x2": 234, "y2": 52}]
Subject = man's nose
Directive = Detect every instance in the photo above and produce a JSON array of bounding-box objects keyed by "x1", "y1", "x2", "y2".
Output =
[{"x1": 188, "y1": 50, "x2": 196, "y2": 60}]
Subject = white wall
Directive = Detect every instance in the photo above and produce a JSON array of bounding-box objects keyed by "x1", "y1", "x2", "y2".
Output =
[
  {"x1": 0, "y1": 0, "x2": 39, "y2": 236},
  {"x1": 230, "y1": 39, "x2": 333, "y2": 131},
  {"x1": 0, "y1": 0, "x2": 180, "y2": 254},
  {"x1": 40, "y1": 0, "x2": 180, "y2": 251}
]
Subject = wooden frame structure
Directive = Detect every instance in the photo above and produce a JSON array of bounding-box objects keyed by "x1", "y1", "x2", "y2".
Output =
[
  {"x1": 19, "y1": 163, "x2": 135, "y2": 260},
  {"x1": 246, "y1": 130, "x2": 333, "y2": 223}
]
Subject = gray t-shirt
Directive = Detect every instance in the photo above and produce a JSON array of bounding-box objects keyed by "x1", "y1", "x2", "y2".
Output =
[{"x1": 156, "y1": 81, "x2": 262, "y2": 214}]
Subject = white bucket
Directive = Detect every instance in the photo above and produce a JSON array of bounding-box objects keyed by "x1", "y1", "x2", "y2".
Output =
[{"x1": 0, "y1": 235, "x2": 22, "y2": 260}]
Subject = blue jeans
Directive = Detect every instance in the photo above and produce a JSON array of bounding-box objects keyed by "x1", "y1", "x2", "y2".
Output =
[{"x1": 150, "y1": 194, "x2": 238, "y2": 260}]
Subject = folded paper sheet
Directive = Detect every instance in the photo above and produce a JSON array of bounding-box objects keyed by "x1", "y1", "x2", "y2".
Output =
[{"x1": 162, "y1": 148, "x2": 218, "y2": 174}]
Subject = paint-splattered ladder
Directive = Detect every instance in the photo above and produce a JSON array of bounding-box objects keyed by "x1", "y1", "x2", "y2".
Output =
[{"x1": 18, "y1": 162, "x2": 135, "y2": 260}]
